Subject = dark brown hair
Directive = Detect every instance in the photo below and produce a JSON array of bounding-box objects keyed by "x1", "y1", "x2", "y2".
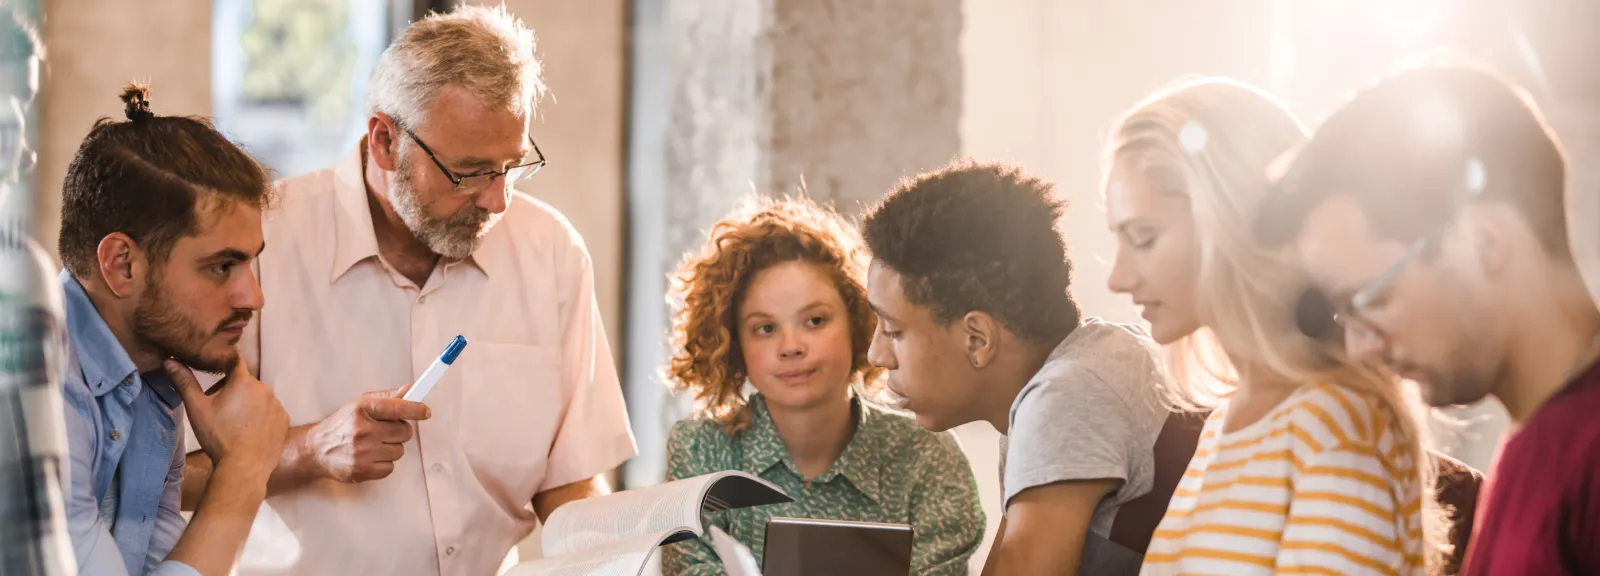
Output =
[
  {"x1": 1256, "y1": 63, "x2": 1569, "y2": 260},
  {"x1": 862, "y1": 159, "x2": 1081, "y2": 345},
  {"x1": 667, "y1": 198, "x2": 882, "y2": 435},
  {"x1": 59, "y1": 82, "x2": 273, "y2": 278}
]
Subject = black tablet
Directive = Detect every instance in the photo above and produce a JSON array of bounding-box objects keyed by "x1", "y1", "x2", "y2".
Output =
[{"x1": 761, "y1": 517, "x2": 914, "y2": 576}]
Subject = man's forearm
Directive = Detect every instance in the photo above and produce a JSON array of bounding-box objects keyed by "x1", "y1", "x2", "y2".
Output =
[
  {"x1": 979, "y1": 517, "x2": 1007, "y2": 576},
  {"x1": 181, "y1": 424, "x2": 322, "y2": 512},
  {"x1": 165, "y1": 463, "x2": 270, "y2": 575},
  {"x1": 533, "y1": 475, "x2": 612, "y2": 522}
]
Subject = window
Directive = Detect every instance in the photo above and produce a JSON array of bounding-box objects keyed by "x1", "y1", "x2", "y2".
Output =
[{"x1": 212, "y1": 0, "x2": 406, "y2": 178}]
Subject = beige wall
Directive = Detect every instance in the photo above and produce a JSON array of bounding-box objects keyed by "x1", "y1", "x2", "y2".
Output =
[
  {"x1": 37, "y1": 0, "x2": 214, "y2": 257},
  {"x1": 490, "y1": 0, "x2": 628, "y2": 354}
]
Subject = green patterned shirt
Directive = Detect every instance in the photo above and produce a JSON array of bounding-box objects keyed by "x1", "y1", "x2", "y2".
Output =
[{"x1": 661, "y1": 393, "x2": 985, "y2": 576}]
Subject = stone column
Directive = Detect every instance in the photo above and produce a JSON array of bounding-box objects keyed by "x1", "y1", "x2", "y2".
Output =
[
  {"x1": 35, "y1": 0, "x2": 213, "y2": 258},
  {"x1": 624, "y1": 0, "x2": 963, "y2": 488}
]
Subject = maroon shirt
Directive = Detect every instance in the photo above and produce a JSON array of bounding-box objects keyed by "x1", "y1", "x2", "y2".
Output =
[{"x1": 1461, "y1": 359, "x2": 1600, "y2": 575}]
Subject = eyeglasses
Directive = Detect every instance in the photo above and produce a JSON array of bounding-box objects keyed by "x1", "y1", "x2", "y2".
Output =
[
  {"x1": 403, "y1": 127, "x2": 546, "y2": 194},
  {"x1": 1329, "y1": 233, "x2": 1432, "y2": 335},
  {"x1": 1328, "y1": 158, "x2": 1488, "y2": 334}
]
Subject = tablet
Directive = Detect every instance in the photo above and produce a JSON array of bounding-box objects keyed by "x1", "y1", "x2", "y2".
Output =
[{"x1": 761, "y1": 517, "x2": 914, "y2": 576}]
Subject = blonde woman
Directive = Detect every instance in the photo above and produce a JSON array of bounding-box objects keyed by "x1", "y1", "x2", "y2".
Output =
[{"x1": 1102, "y1": 78, "x2": 1446, "y2": 574}]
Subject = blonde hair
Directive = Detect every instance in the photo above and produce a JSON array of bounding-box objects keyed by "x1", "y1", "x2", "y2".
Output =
[
  {"x1": 1105, "y1": 77, "x2": 1448, "y2": 571},
  {"x1": 367, "y1": 4, "x2": 546, "y2": 128}
]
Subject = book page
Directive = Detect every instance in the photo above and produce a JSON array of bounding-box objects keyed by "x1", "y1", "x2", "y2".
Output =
[
  {"x1": 540, "y1": 475, "x2": 714, "y2": 557},
  {"x1": 502, "y1": 533, "x2": 667, "y2": 576},
  {"x1": 708, "y1": 526, "x2": 762, "y2": 576}
]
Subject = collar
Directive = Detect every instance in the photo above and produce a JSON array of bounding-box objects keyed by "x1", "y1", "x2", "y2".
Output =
[
  {"x1": 60, "y1": 270, "x2": 140, "y2": 398},
  {"x1": 741, "y1": 393, "x2": 887, "y2": 504},
  {"x1": 329, "y1": 140, "x2": 508, "y2": 284},
  {"x1": 329, "y1": 142, "x2": 382, "y2": 283}
]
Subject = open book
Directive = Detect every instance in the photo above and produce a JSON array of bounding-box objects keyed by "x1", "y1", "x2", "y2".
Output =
[{"x1": 503, "y1": 471, "x2": 790, "y2": 576}]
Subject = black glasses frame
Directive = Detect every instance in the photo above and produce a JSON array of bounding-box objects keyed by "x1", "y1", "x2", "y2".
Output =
[{"x1": 402, "y1": 127, "x2": 546, "y2": 190}]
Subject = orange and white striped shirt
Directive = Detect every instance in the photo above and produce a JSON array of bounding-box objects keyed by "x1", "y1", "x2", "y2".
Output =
[{"x1": 1142, "y1": 383, "x2": 1423, "y2": 575}]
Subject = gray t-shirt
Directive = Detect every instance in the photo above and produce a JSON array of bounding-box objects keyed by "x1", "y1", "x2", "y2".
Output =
[{"x1": 998, "y1": 317, "x2": 1167, "y2": 574}]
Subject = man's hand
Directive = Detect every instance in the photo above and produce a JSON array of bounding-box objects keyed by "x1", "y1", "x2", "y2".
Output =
[
  {"x1": 168, "y1": 359, "x2": 288, "y2": 479},
  {"x1": 303, "y1": 386, "x2": 431, "y2": 483}
]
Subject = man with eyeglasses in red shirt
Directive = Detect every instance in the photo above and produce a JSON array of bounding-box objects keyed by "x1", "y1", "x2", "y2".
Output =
[{"x1": 1254, "y1": 63, "x2": 1600, "y2": 576}]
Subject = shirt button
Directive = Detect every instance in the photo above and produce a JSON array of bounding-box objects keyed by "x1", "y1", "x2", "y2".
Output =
[
  {"x1": 432, "y1": 463, "x2": 445, "y2": 473},
  {"x1": 419, "y1": 295, "x2": 428, "y2": 304},
  {"x1": 109, "y1": 430, "x2": 122, "y2": 441},
  {"x1": 444, "y1": 546, "x2": 456, "y2": 556}
]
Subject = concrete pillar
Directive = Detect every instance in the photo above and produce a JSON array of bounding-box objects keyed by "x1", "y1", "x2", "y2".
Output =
[
  {"x1": 624, "y1": 0, "x2": 963, "y2": 488},
  {"x1": 36, "y1": 0, "x2": 213, "y2": 258}
]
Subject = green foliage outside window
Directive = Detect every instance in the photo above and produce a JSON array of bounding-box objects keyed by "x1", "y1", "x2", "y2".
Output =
[{"x1": 239, "y1": 0, "x2": 356, "y2": 122}]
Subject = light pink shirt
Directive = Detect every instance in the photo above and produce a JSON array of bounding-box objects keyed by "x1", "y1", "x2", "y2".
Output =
[{"x1": 234, "y1": 145, "x2": 637, "y2": 575}]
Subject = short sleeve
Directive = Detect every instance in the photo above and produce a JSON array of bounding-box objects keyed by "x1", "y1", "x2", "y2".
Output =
[
  {"x1": 1277, "y1": 445, "x2": 1414, "y2": 574},
  {"x1": 1003, "y1": 368, "x2": 1147, "y2": 509},
  {"x1": 539, "y1": 228, "x2": 638, "y2": 491}
]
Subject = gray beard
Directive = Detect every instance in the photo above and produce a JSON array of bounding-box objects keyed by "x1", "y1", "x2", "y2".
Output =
[{"x1": 388, "y1": 152, "x2": 500, "y2": 260}]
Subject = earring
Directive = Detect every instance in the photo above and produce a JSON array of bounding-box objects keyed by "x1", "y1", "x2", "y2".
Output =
[{"x1": 970, "y1": 356, "x2": 980, "y2": 368}]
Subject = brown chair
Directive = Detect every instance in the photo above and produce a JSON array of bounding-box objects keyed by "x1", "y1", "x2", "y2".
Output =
[
  {"x1": 1108, "y1": 410, "x2": 1210, "y2": 554},
  {"x1": 1432, "y1": 450, "x2": 1483, "y2": 575}
]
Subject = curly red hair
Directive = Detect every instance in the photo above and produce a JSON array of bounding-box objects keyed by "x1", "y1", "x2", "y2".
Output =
[{"x1": 667, "y1": 197, "x2": 883, "y2": 435}]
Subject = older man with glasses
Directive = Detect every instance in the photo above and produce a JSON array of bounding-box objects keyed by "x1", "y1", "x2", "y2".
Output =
[
  {"x1": 178, "y1": 6, "x2": 636, "y2": 576},
  {"x1": 1254, "y1": 63, "x2": 1600, "y2": 576}
]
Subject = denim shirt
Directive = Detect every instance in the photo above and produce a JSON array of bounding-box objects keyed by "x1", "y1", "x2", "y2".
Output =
[{"x1": 59, "y1": 271, "x2": 198, "y2": 576}]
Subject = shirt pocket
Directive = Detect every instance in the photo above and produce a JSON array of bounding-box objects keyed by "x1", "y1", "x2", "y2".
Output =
[{"x1": 458, "y1": 341, "x2": 563, "y2": 500}]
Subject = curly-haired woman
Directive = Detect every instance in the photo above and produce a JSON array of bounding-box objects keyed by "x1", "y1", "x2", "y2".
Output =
[{"x1": 659, "y1": 198, "x2": 985, "y2": 576}]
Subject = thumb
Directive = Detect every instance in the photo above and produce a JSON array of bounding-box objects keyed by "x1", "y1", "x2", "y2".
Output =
[
  {"x1": 363, "y1": 383, "x2": 413, "y2": 399},
  {"x1": 164, "y1": 360, "x2": 205, "y2": 407}
]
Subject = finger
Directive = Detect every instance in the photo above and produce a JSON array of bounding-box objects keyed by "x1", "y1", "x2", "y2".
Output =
[
  {"x1": 360, "y1": 461, "x2": 395, "y2": 482},
  {"x1": 205, "y1": 357, "x2": 250, "y2": 395},
  {"x1": 376, "y1": 420, "x2": 415, "y2": 445},
  {"x1": 370, "y1": 442, "x2": 406, "y2": 463},
  {"x1": 164, "y1": 360, "x2": 206, "y2": 407},
  {"x1": 360, "y1": 397, "x2": 431, "y2": 422},
  {"x1": 387, "y1": 383, "x2": 414, "y2": 399}
]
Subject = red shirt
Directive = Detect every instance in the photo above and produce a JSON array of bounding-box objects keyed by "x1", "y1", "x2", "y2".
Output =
[{"x1": 1461, "y1": 359, "x2": 1600, "y2": 575}]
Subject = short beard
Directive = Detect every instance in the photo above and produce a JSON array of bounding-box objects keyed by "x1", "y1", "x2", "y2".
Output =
[
  {"x1": 389, "y1": 149, "x2": 500, "y2": 260},
  {"x1": 133, "y1": 274, "x2": 246, "y2": 375}
]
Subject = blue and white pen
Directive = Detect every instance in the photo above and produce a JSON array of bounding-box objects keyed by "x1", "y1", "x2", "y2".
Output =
[{"x1": 403, "y1": 335, "x2": 468, "y2": 403}]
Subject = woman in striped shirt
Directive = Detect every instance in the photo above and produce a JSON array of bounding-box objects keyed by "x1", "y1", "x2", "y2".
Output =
[{"x1": 1101, "y1": 78, "x2": 1446, "y2": 575}]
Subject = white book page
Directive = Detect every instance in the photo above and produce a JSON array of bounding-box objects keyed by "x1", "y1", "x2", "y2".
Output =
[
  {"x1": 502, "y1": 533, "x2": 668, "y2": 576},
  {"x1": 708, "y1": 526, "x2": 762, "y2": 576},
  {"x1": 540, "y1": 475, "x2": 713, "y2": 557}
]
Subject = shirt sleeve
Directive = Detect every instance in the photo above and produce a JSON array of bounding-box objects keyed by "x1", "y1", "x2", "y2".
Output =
[
  {"x1": 538, "y1": 228, "x2": 638, "y2": 492},
  {"x1": 659, "y1": 421, "x2": 730, "y2": 576},
  {"x1": 907, "y1": 431, "x2": 985, "y2": 576},
  {"x1": 62, "y1": 380, "x2": 131, "y2": 576},
  {"x1": 1003, "y1": 366, "x2": 1144, "y2": 509},
  {"x1": 1277, "y1": 444, "x2": 1415, "y2": 574}
]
